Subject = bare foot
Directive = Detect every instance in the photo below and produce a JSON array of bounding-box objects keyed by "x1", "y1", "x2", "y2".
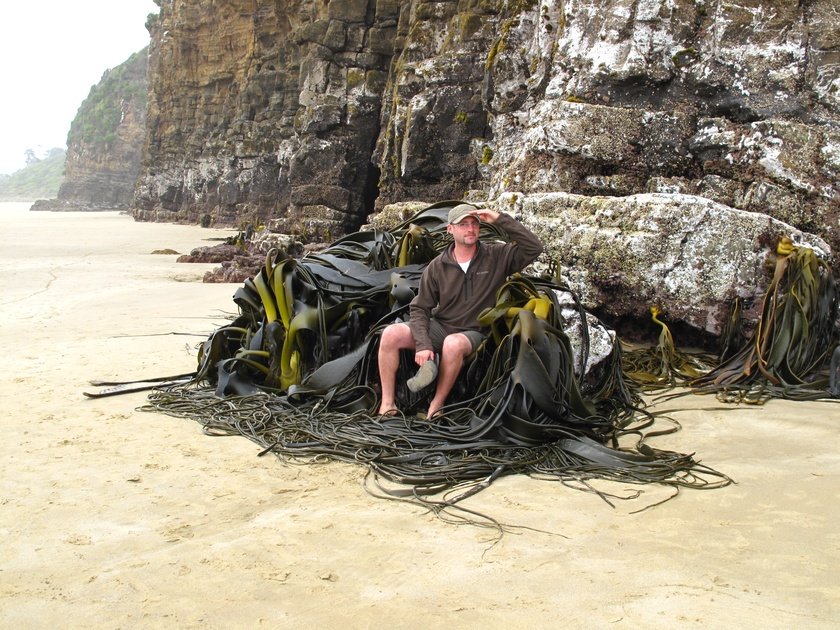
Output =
[
  {"x1": 426, "y1": 404, "x2": 443, "y2": 420},
  {"x1": 378, "y1": 406, "x2": 399, "y2": 417}
]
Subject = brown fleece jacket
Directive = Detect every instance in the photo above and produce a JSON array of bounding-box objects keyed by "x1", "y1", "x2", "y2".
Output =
[{"x1": 408, "y1": 213, "x2": 543, "y2": 352}]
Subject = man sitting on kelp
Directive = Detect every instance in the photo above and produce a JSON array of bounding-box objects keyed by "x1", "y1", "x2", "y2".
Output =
[{"x1": 377, "y1": 203, "x2": 544, "y2": 418}]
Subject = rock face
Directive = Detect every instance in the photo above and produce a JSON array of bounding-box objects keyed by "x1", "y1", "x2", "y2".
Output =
[
  {"x1": 34, "y1": 50, "x2": 148, "y2": 211},
  {"x1": 494, "y1": 191, "x2": 830, "y2": 337},
  {"x1": 134, "y1": 0, "x2": 392, "y2": 238},
  {"x1": 366, "y1": 192, "x2": 831, "y2": 338},
  {"x1": 383, "y1": 0, "x2": 839, "y2": 254},
  {"x1": 137, "y1": 0, "x2": 839, "y2": 339},
  {"x1": 136, "y1": 1, "x2": 838, "y2": 249}
]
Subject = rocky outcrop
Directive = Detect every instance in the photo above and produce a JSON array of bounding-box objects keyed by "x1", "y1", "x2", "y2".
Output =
[
  {"x1": 366, "y1": 192, "x2": 831, "y2": 339},
  {"x1": 134, "y1": 0, "x2": 392, "y2": 238},
  {"x1": 179, "y1": 231, "x2": 306, "y2": 283},
  {"x1": 137, "y1": 1, "x2": 838, "y2": 250},
  {"x1": 33, "y1": 49, "x2": 148, "y2": 212},
  {"x1": 381, "y1": 0, "x2": 839, "y2": 256},
  {"x1": 499, "y1": 191, "x2": 829, "y2": 337},
  {"x1": 139, "y1": 0, "x2": 839, "y2": 340}
]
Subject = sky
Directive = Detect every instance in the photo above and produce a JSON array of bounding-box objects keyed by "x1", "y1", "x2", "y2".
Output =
[{"x1": 0, "y1": 0, "x2": 159, "y2": 175}]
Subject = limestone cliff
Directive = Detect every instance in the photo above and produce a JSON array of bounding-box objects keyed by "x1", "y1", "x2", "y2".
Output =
[
  {"x1": 378, "y1": 0, "x2": 839, "y2": 250},
  {"x1": 136, "y1": 0, "x2": 838, "y2": 251},
  {"x1": 134, "y1": 0, "x2": 392, "y2": 237},
  {"x1": 134, "y1": 0, "x2": 839, "y2": 338},
  {"x1": 34, "y1": 49, "x2": 148, "y2": 211}
]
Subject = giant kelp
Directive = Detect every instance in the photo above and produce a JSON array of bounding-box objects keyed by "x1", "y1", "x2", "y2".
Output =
[
  {"x1": 132, "y1": 201, "x2": 744, "y2": 519},
  {"x1": 84, "y1": 202, "x2": 840, "y2": 523},
  {"x1": 619, "y1": 240, "x2": 839, "y2": 408},
  {"x1": 688, "y1": 238, "x2": 839, "y2": 402}
]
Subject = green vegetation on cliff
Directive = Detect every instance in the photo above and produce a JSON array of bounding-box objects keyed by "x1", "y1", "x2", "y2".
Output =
[
  {"x1": 0, "y1": 149, "x2": 65, "y2": 200},
  {"x1": 67, "y1": 48, "x2": 148, "y2": 150}
]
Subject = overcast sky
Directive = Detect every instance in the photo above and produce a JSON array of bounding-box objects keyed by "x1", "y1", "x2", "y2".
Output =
[{"x1": 0, "y1": 0, "x2": 158, "y2": 175}]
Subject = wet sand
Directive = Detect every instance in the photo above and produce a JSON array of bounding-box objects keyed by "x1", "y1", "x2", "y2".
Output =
[{"x1": 1, "y1": 202, "x2": 838, "y2": 628}]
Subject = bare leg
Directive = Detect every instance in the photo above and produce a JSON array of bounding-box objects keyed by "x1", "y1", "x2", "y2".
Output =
[
  {"x1": 377, "y1": 323, "x2": 415, "y2": 414},
  {"x1": 427, "y1": 333, "x2": 472, "y2": 418}
]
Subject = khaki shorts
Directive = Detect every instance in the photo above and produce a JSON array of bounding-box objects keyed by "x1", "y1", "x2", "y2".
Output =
[{"x1": 428, "y1": 319, "x2": 485, "y2": 354}]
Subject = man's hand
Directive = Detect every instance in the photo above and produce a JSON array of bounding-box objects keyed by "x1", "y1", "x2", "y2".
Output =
[
  {"x1": 470, "y1": 208, "x2": 500, "y2": 223},
  {"x1": 415, "y1": 349, "x2": 435, "y2": 366}
]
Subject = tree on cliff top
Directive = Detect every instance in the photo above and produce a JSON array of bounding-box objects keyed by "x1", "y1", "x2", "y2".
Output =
[{"x1": 66, "y1": 48, "x2": 148, "y2": 151}]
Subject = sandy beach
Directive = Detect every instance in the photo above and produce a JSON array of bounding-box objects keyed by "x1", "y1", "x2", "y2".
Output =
[{"x1": 0, "y1": 202, "x2": 838, "y2": 628}]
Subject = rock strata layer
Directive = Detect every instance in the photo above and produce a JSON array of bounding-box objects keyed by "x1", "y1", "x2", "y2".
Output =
[
  {"x1": 134, "y1": 0, "x2": 392, "y2": 239},
  {"x1": 139, "y1": 0, "x2": 839, "y2": 340},
  {"x1": 136, "y1": 1, "x2": 838, "y2": 258}
]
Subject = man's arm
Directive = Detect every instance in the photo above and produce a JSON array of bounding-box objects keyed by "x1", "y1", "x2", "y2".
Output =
[
  {"x1": 408, "y1": 266, "x2": 438, "y2": 354},
  {"x1": 474, "y1": 209, "x2": 543, "y2": 272}
]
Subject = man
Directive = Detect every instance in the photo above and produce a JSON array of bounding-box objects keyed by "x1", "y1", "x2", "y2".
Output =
[{"x1": 377, "y1": 203, "x2": 544, "y2": 418}]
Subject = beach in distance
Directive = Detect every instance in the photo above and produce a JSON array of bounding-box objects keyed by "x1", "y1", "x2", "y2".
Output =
[{"x1": 1, "y1": 201, "x2": 838, "y2": 628}]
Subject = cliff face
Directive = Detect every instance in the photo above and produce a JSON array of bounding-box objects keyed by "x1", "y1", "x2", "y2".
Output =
[
  {"x1": 135, "y1": 0, "x2": 838, "y2": 257},
  {"x1": 38, "y1": 50, "x2": 148, "y2": 210},
  {"x1": 134, "y1": 0, "x2": 393, "y2": 237},
  {"x1": 377, "y1": 0, "x2": 839, "y2": 244}
]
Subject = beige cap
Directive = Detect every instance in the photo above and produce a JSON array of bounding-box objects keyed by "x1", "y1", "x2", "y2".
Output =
[{"x1": 448, "y1": 203, "x2": 477, "y2": 224}]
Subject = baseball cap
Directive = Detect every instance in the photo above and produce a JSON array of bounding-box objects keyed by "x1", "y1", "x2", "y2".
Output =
[{"x1": 448, "y1": 203, "x2": 477, "y2": 225}]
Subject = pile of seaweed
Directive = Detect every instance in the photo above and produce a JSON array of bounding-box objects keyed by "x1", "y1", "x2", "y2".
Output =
[{"x1": 113, "y1": 202, "x2": 837, "y2": 519}]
